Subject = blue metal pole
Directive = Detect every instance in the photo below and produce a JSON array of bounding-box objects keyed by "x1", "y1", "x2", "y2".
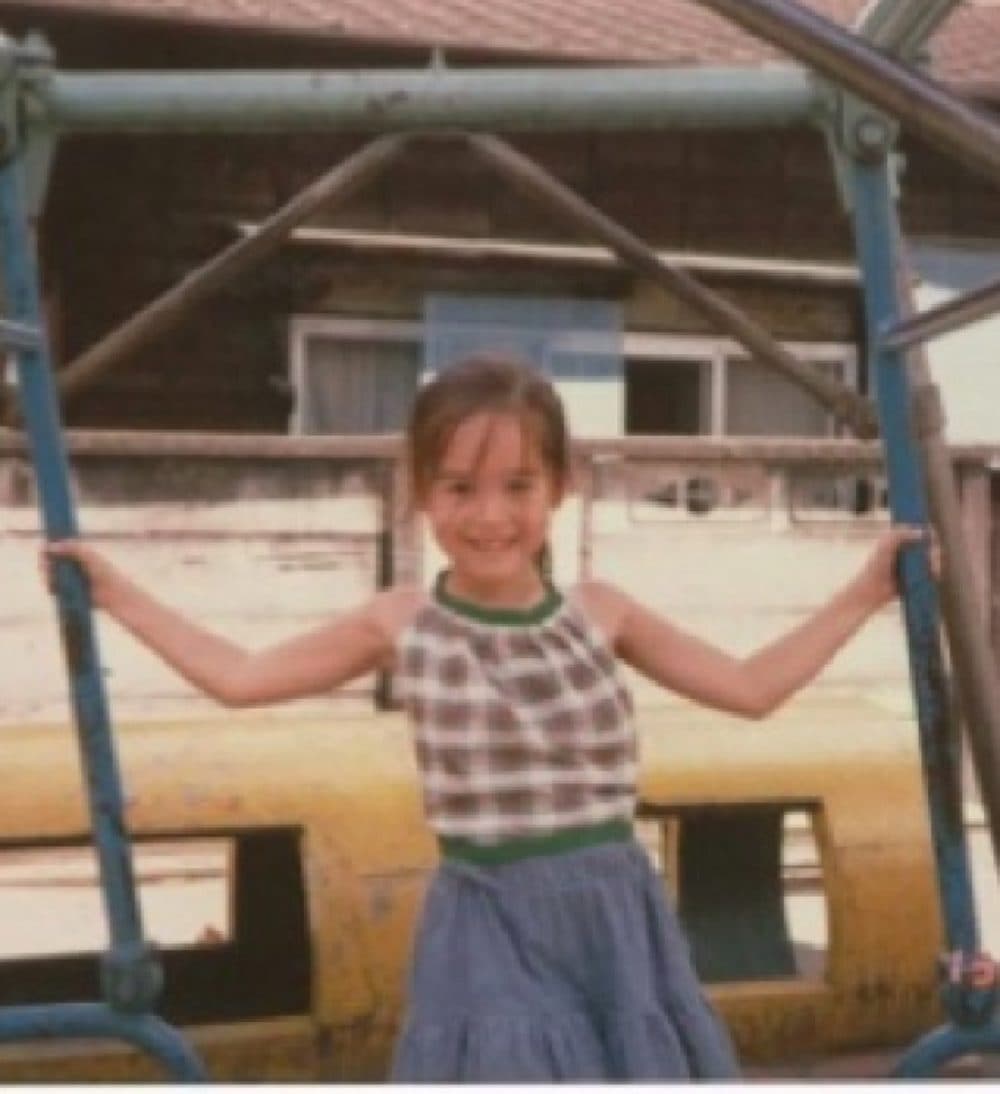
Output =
[
  {"x1": 0, "y1": 1003, "x2": 207, "y2": 1081},
  {"x1": 849, "y1": 154, "x2": 977, "y2": 954},
  {"x1": 849, "y1": 153, "x2": 1000, "y2": 1073},
  {"x1": 0, "y1": 157, "x2": 159, "y2": 1012}
]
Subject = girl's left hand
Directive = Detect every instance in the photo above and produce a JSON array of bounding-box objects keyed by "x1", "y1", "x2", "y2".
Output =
[{"x1": 856, "y1": 524, "x2": 939, "y2": 610}]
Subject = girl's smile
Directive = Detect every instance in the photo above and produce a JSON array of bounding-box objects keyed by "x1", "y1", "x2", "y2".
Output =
[{"x1": 422, "y1": 410, "x2": 564, "y2": 607}]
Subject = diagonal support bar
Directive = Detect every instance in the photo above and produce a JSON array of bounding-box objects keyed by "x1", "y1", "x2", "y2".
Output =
[
  {"x1": 694, "y1": 0, "x2": 1000, "y2": 187},
  {"x1": 0, "y1": 157, "x2": 164, "y2": 1013},
  {"x1": 854, "y1": 0, "x2": 963, "y2": 61},
  {"x1": 849, "y1": 154, "x2": 981, "y2": 956},
  {"x1": 890, "y1": 252, "x2": 1000, "y2": 888},
  {"x1": 465, "y1": 132, "x2": 879, "y2": 438},
  {"x1": 1, "y1": 132, "x2": 412, "y2": 423},
  {"x1": 849, "y1": 165, "x2": 1000, "y2": 1081},
  {"x1": 880, "y1": 273, "x2": 1000, "y2": 352}
]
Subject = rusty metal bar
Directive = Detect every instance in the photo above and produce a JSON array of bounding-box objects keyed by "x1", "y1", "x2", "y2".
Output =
[
  {"x1": 465, "y1": 132, "x2": 880, "y2": 438},
  {"x1": 248, "y1": 224, "x2": 861, "y2": 286},
  {"x1": 849, "y1": 153, "x2": 980, "y2": 966},
  {"x1": 881, "y1": 274, "x2": 1000, "y2": 352},
  {"x1": 853, "y1": 0, "x2": 963, "y2": 62},
  {"x1": 0, "y1": 428, "x2": 404, "y2": 460},
  {"x1": 693, "y1": 0, "x2": 1000, "y2": 186},
  {"x1": 895, "y1": 245, "x2": 1000, "y2": 878},
  {"x1": 1, "y1": 133, "x2": 412, "y2": 425},
  {"x1": 7, "y1": 426, "x2": 998, "y2": 466}
]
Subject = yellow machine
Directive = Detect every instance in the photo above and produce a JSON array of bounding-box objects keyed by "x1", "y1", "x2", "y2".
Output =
[{"x1": 0, "y1": 696, "x2": 940, "y2": 1081}]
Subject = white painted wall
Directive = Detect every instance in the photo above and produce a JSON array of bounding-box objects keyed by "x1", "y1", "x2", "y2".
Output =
[
  {"x1": 912, "y1": 244, "x2": 1000, "y2": 445},
  {"x1": 555, "y1": 377, "x2": 624, "y2": 437}
]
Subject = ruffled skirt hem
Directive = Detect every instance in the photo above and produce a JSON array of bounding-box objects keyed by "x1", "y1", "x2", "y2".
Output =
[{"x1": 392, "y1": 1001, "x2": 738, "y2": 1082}]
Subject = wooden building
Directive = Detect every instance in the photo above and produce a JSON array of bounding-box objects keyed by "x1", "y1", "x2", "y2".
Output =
[{"x1": 0, "y1": 0, "x2": 997, "y2": 440}]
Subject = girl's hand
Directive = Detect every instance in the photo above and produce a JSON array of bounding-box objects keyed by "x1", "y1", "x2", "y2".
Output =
[
  {"x1": 41, "y1": 540, "x2": 123, "y2": 612},
  {"x1": 854, "y1": 523, "x2": 938, "y2": 610}
]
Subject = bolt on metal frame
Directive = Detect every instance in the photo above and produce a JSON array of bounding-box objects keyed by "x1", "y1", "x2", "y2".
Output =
[{"x1": 0, "y1": 0, "x2": 998, "y2": 1078}]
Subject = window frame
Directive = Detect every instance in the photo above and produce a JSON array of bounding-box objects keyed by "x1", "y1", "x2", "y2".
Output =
[{"x1": 288, "y1": 316, "x2": 858, "y2": 439}]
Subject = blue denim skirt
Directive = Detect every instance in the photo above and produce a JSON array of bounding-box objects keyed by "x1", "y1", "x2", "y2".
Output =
[{"x1": 391, "y1": 838, "x2": 740, "y2": 1082}]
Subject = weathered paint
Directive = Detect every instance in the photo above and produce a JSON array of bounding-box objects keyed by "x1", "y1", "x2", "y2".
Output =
[
  {"x1": 640, "y1": 698, "x2": 942, "y2": 1059},
  {"x1": 0, "y1": 158, "x2": 185, "y2": 1062},
  {"x1": 0, "y1": 696, "x2": 940, "y2": 1079}
]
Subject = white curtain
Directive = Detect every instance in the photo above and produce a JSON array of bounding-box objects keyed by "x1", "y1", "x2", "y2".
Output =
[{"x1": 300, "y1": 338, "x2": 419, "y2": 434}]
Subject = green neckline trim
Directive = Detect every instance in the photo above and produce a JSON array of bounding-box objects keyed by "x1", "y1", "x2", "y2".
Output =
[{"x1": 434, "y1": 570, "x2": 562, "y2": 626}]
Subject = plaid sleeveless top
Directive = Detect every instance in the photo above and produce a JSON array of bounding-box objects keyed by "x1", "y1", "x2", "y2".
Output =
[{"x1": 395, "y1": 573, "x2": 638, "y2": 843}]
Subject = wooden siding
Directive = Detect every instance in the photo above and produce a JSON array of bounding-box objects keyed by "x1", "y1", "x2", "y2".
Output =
[{"x1": 0, "y1": 14, "x2": 990, "y2": 432}]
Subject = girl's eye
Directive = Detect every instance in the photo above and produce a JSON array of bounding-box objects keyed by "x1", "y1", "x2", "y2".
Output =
[
  {"x1": 507, "y1": 478, "x2": 533, "y2": 494},
  {"x1": 447, "y1": 481, "x2": 472, "y2": 497}
]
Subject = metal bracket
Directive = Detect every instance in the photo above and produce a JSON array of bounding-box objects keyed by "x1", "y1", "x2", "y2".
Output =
[
  {"x1": 0, "y1": 33, "x2": 19, "y2": 165},
  {"x1": 100, "y1": 942, "x2": 165, "y2": 1015},
  {"x1": 18, "y1": 33, "x2": 56, "y2": 218},
  {"x1": 939, "y1": 950, "x2": 1000, "y2": 1027},
  {"x1": 894, "y1": 949, "x2": 1000, "y2": 1077},
  {"x1": 815, "y1": 77, "x2": 902, "y2": 212},
  {"x1": 0, "y1": 317, "x2": 41, "y2": 351},
  {"x1": 0, "y1": 32, "x2": 55, "y2": 214}
]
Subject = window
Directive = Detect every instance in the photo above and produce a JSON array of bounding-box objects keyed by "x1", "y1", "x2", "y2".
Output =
[
  {"x1": 636, "y1": 802, "x2": 828, "y2": 983},
  {"x1": 289, "y1": 312, "x2": 627, "y2": 439},
  {"x1": 289, "y1": 318, "x2": 856, "y2": 443},
  {"x1": 622, "y1": 334, "x2": 856, "y2": 439},
  {"x1": 0, "y1": 829, "x2": 311, "y2": 1025},
  {"x1": 289, "y1": 318, "x2": 421, "y2": 435},
  {"x1": 726, "y1": 357, "x2": 839, "y2": 437},
  {"x1": 625, "y1": 358, "x2": 712, "y2": 435}
]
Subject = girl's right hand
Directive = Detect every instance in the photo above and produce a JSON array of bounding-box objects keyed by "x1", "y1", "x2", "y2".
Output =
[{"x1": 41, "y1": 540, "x2": 121, "y2": 611}]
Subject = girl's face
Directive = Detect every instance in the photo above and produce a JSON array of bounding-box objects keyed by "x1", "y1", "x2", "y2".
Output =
[{"x1": 422, "y1": 411, "x2": 564, "y2": 603}]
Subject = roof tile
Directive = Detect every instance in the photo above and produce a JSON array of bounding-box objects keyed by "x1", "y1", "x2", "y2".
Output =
[{"x1": 0, "y1": 0, "x2": 996, "y2": 88}]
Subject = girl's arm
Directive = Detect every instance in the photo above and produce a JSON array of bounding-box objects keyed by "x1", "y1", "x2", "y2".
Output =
[
  {"x1": 44, "y1": 540, "x2": 410, "y2": 708},
  {"x1": 587, "y1": 525, "x2": 927, "y2": 720}
]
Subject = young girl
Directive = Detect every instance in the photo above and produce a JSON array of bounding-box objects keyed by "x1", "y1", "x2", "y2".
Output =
[{"x1": 46, "y1": 355, "x2": 926, "y2": 1082}]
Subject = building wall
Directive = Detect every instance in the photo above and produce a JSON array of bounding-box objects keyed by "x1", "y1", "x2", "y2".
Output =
[
  {"x1": 910, "y1": 242, "x2": 1000, "y2": 445},
  {"x1": 0, "y1": 14, "x2": 992, "y2": 435}
]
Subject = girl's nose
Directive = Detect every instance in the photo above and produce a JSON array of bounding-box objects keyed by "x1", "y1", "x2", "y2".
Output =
[{"x1": 472, "y1": 489, "x2": 507, "y2": 522}]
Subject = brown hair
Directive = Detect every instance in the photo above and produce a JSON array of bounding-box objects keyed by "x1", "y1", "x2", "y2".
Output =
[{"x1": 406, "y1": 354, "x2": 571, "y2": 506}]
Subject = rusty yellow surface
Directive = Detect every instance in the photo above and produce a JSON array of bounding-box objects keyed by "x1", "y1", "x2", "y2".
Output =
[
  {"x1": 637, "y1": 693, "x2": 942, "y2": 1060},
  {"x1": 0, "y1": 693, "x2": 941, "y2": 1080}
]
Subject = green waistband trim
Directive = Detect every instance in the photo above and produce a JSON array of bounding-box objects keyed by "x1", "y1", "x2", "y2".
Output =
[
  {"x1": 438, "y1": 818, "x2": 633, "y2": 866},
  {"x1": 434, "y1": 570, "x2": 562, "y2": 626}
]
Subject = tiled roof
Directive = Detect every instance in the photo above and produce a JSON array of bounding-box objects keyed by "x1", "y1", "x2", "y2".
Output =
[{"x1": 0, "y1": 0, "x2": 998, "y2": 90}]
